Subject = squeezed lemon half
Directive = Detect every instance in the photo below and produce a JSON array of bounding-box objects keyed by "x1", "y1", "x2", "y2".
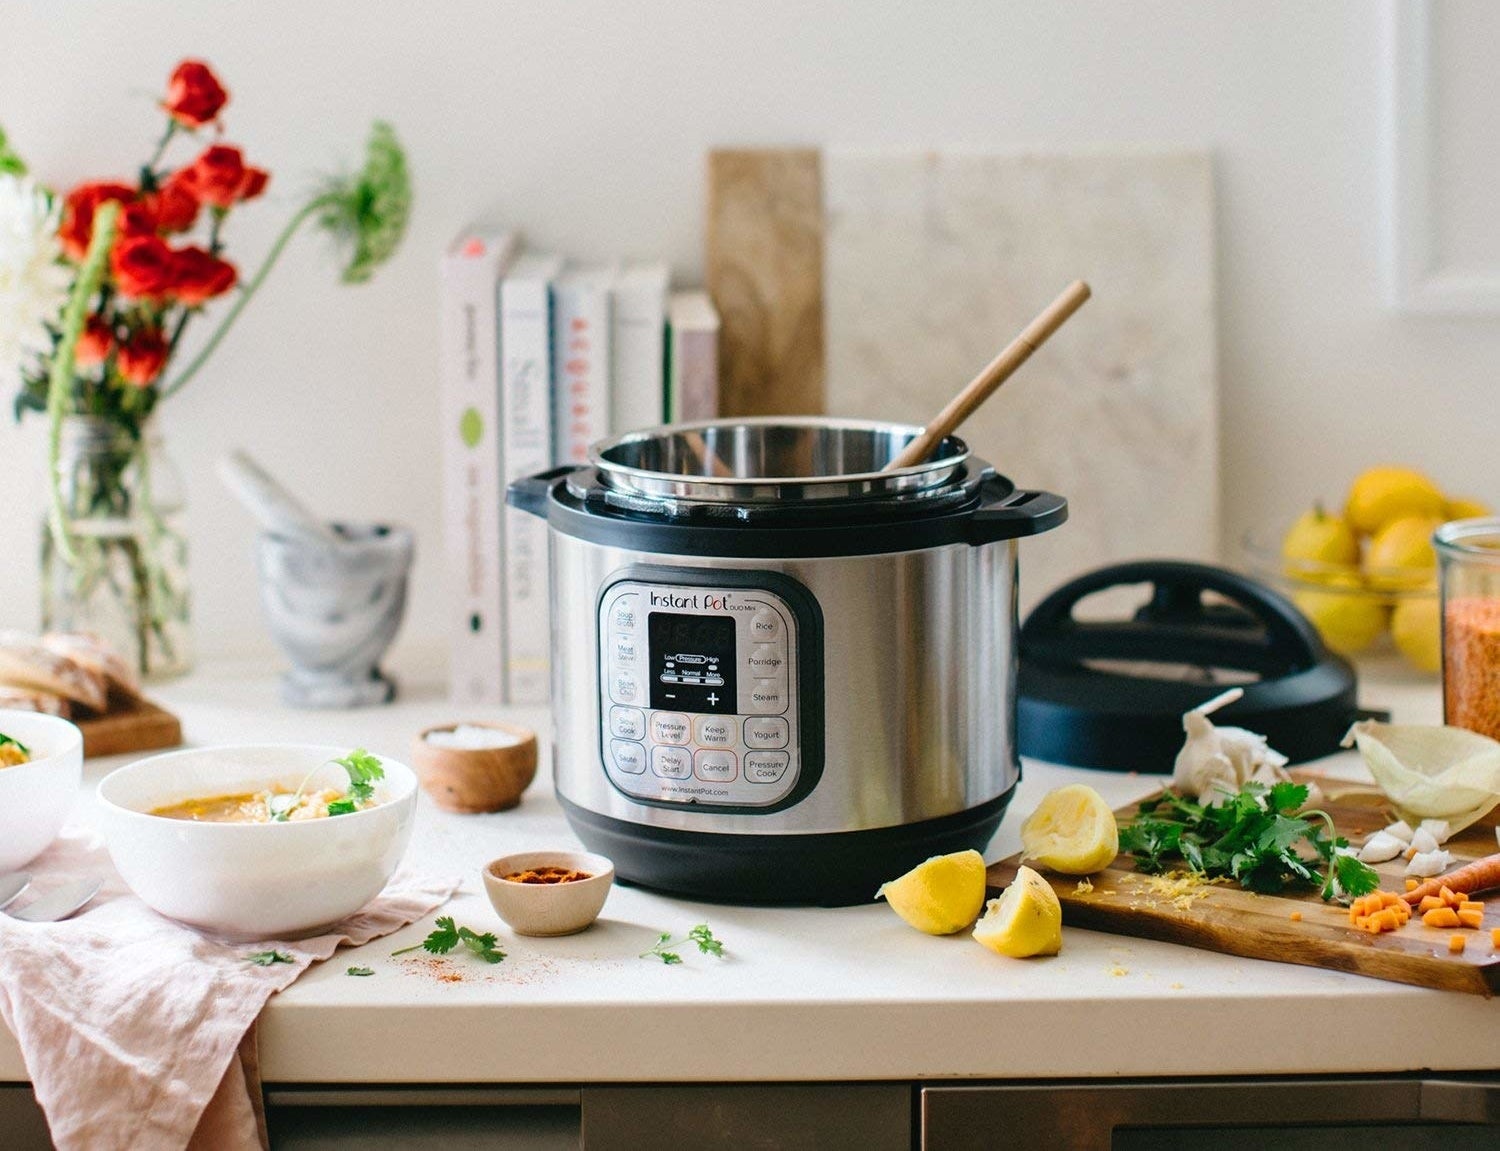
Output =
[
  {"x1": 875, "y1": 849, "x2": 987, "y2": 935},
  {"x1": 1020, "y1": 784, "x2": 1119, "y2": 875},
  {"x1": 972, "y1": 865, "x2": 1062, "y2": 957}
]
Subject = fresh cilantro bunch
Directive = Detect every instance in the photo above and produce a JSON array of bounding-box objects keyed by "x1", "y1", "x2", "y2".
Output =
[
  {"x1": 1118, "y1": 781, "x2": 1378, "y2": 902},
  {"x1": 391, "y1": 916, "x2": 505, "y2": 964},
  {"x1": 274, "y1": 748, "x2": 385, "y2": 820},
  {"x1": 641, "y1": 923, "x2": 726, "y2": 965}
]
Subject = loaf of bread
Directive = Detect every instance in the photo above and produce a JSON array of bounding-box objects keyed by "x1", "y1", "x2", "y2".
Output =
[
  {"x1": 41, "y1": 631, "x2": 141, "y2": 701},
  {"x1": 0, "y1": 630, "x2": 108, "y2": 712},
  {"x1": 0, "y1": 683, "x2": 71, "y2": 718}
]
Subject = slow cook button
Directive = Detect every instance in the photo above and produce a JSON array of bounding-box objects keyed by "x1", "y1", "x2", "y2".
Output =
[
  {"x1": 608, "y1": 594, "x2": 642, "y2": 635},
  {"x1": 693, "y1": 749, "x2": 738, "y2": 782},
  {"x1": 748, "y1": 609, "x2": 782, "y2": 641},
  {"x1": 609, "y1": 739, "x2": 646, "y2": 775},
  {"x1": 694, "y1": 715, "x2": 736, "y2": 747},
  {"x1": 651, "y1": 745, "x2": 692, "y2": 780},
  {"x1": 743, "y1": 716, "x2": 789, "y2": 749},
  {"x1": 745, "y1": 643, "x2": 785, "y2": 676},
  {"x1": 608, "y1": 705, "x2": 646, "y2": 741},
  {"x1": 748, "y1": 679, "x2": 787, "y2": 714},
  {"x1": 608, "y1": 668, "x2": 645, "y2": 705},
  {"x1": 650, "y1": 711, "x2": 691, "y2": 746},
  {"x1": 744, "y1": 751, "x2": 791, "y2": 784}
]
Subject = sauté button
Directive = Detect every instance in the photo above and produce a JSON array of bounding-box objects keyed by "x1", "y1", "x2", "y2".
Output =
[
  {"x1": 693, "y1": 715, "x2": 736, "y2": 747},
  {"x1": 745, "y1": 643, "x2": 785, "y2": 676},
  {"x1": 748, "y1": 679, "x2": 787, "y2": 714},
  {"x1": 743, "y1": 716, "x2": 789, "y2": 749},
  {"x1": 650, "y1": 711, "x2": 691, "y2": 746},
  {"x1": 608, "y1": 706, "x2": 645, "y2": 741},
  {"x1": 748, "y1": 609, "x2": 782, "y2": 641},
  {"x1": 745, "y1": 750, "x2": 791, "y2": 784},
  {"x1": 610, "y1": 740, "x2": 646, "y2": 775},
  {"x1": 694, "y1": 749, "x2": 738, "y2": 782},
  {"x1": 609, "y1": 594, "x2": 642, "y2": 634},
  {"x1": 651, "y1": 745, "x2": 692, "y2": 779}
]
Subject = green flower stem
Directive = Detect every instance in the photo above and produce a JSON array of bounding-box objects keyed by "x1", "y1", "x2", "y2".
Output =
[
  {"x1": 47, "y1": 201, "x2": 120, "y2": 565},
  {"x1": 160, "y1": 193, "x2": 339, "y2": 400}
]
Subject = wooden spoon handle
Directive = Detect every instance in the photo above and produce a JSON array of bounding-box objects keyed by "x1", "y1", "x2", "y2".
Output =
[{"x1": 883, "y1": 280, "x2": 1091, "y2": 472}]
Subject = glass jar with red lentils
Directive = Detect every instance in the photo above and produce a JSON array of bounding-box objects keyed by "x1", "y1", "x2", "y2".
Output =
[{"x1": 1437, "y1": 518, "x2": 1500, "y2": 740}]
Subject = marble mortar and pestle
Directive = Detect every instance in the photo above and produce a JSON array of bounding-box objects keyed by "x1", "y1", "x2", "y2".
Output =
[{"x1": 219, "y1": 450, "x2": 413, "y2": 708}]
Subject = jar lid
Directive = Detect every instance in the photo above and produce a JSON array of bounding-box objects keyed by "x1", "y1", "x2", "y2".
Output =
[{"x1": 1436, "y1": 517, "x2": 1500, "y2": 565}]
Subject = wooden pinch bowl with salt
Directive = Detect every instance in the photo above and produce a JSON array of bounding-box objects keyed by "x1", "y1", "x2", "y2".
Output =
[{"x1": 411, "y1": 722, "x2": 538, "y2": 813}]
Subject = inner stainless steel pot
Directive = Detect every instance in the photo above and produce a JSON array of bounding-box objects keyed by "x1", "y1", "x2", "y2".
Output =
[{"x1": 590, "y1": 417, "x2": 969, "y2": 505}]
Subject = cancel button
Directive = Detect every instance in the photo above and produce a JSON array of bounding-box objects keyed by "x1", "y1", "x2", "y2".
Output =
[{"x1": 744, "y1": 751, "x2": 790, "y2": 784}]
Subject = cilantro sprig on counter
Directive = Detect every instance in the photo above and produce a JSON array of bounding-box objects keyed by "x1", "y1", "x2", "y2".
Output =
[
  {"x1": 1119, "y1": 781, "x2": 1379, "y2": 902},
  {"x1": 391, "y1": 916, "x2": 505, "y2": 964},
  {"x1": 641, "y1": 923, "x2": 726, "y2": 965}
]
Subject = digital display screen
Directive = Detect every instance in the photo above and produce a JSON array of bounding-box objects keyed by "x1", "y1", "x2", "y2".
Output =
[{"x1": 649, "y1": 612, "x2": 737, "y2": 714}]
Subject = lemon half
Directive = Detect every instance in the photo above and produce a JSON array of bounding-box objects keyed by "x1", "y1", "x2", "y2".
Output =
[
  {"x1": 1020, "y1": 784, "x2": 1119, "y2": 875},
  {"x1": 875, "y1": 849, "x2": 987, "y2": 935},
  {"x1": 973, "y1": 865, "x2": 1062, "y2": 958}
]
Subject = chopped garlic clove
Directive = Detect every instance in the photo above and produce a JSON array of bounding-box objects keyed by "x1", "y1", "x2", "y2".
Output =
[
  {"x1": 1405, "y1": 849, "x2": 1455, "y2": 878},
  {"x1": 1383, "y1": 820, "x2": 1415, "y2": 844},
  {"x1": 1416, "y1": 818, "x2": 1451, "y2": 846},
  {"x1": 1410, "y1": 827, "x2": 1440, "y2": 855},
  {"x1": 1357, "y1": 831, "x2": 1406, "y2": 864}
]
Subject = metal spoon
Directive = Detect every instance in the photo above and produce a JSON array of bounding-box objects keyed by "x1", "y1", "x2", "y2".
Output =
[
  {"x1": 0, "y1": 873, "x2": 32, "y2": 911},
  {"x1": 6, "y1": 878, "x2": 102, "y2": 923}
]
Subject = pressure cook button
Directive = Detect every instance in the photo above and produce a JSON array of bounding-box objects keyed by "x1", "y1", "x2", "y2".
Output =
[
  {"x1": 748, "y1": 679, "x2": 787, "y2": 713},
  {"x1": 694, "y1": 749, "x2": 738, "y2": 782},
  {"x1": 651, "y1": 745, "x2": 692, "y2": 780},
  {"x1": 608, "y1": 595, "x2": 642, "y2": 635},
  {"x1": 650, "y1": 712, "x2": 691, "y2": 746},
  {"x1": 608, "y1": 668, "x2": 645, "y2": 705},
  {"x1": 608, "y1": 706, "x2": 646, "y2": 741},
  {"x1": 694, "y1": 715, "x2": 736, "y2": 747},
  {"x1": 745, "y1": 751, "x2": 791, "y2": 784},
  {"x1": 609, "y1": 739, "x2": 646, "y2": 775},
  {"x1": 745, "y1": 643, "x2": 786, "y2": 676},
  {"x1": 748, "y1": 609, "x2": 782, "y2": 641},
  {"x1": 743, "y1": 716, "x2": 790, "y2": 749}
]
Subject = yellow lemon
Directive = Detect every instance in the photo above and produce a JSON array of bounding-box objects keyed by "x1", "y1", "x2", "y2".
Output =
[
  {"x1": 1344, "y1": 466, "x2": 1445, "y2": 536},
  {"x1": 1365, "y1": 515, "x2": 1440, "y2": 592},
  {"x1": 1280, "y1": 504, "x2": 1359, "y2": 582},
  {"x1": 875, "y1": 849, "x2": 987, "y2": 935},
  {"x1": 1445, "y1": 495, "x2": 1493, "y2": 521},
  {"x1": 1020, "y1": 784, "x2": 1119, "y2": 875},
  {"x1": 1390, "y1": 597, "x2": 1441, "y2": 674},
  {"x1": 1293, "y1": 575, "x2": 1389, "y2": 655},
  {"x1": 972, "y1": 865, "x2": 1062, "y2": 958}
]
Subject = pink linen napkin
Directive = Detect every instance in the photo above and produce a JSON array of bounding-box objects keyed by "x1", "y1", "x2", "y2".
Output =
[{"x1": 0, "y1": 826, "x2": 459, "y2": 1151}]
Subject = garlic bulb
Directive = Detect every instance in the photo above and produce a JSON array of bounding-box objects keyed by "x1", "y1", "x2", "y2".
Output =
[{"x1": 1172, "y1": 687, "x2": 1291, "y2": 800}]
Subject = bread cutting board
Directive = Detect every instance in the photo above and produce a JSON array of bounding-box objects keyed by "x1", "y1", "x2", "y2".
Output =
[
  {"x1": 75, "y1": 696, "x2": 182, "y2": 759},
  {"x1": 987, "y1": 777, "x2": 1500, "y2": 995}
]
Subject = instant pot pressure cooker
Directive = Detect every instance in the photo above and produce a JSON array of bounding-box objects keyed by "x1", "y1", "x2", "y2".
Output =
[{"x1": 507, "y1": 418, "x2": 1066, "y2": 904}]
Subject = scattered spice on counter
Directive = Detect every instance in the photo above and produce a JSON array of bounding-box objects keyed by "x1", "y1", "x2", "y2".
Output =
[
  {"x1": 1444, "y1": 597, "x2": 1500, "y2": 741},
  {"x1": 499, "y1": 865, "x2": 592, "y2": 885}
]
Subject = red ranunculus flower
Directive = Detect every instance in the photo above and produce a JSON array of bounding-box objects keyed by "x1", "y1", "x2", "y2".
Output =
[
  {"x1": 59, "y1": 182, "x2": 142, "y2": 261},
  {"x1": 111, "y1": 235, "x2": 177, "y2": 300},
  {"x1": 162, "y1": 60, "x2": 228, "y2": 128},
  {"x1": 146, "y1": 170, "x2": 200, "y2": 233},
  {"x1": 74, "y1": 317, "x2": 116, "y2": 367},
  {"x1": 170, "y1": 246, "x2": 238, "y2": 305},
  {"x1": 181, "y1": 145, "x2": 268, "y2": 210},
  {"x1": 117, "y1": 329, "x2": 169, "y2": 387}
]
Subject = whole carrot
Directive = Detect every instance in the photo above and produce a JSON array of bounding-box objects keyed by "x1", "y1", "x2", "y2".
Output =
[{"x1": 1403, "y1": 852, "x2": 1500, "y2": 905}]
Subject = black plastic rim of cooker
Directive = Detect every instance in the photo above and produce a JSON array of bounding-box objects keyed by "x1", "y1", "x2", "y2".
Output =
[{"x1": 505, "y1": 458, "x2": 1069, "y2": 560}]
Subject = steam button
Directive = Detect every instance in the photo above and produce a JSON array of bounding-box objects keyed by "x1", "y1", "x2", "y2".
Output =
[
  {"x1": 608, "y1": 706, "x2": 645, "y2": 741},
  {"x1": 651, "y1": 745, "x2": 692, "y2": 780},
  {"x1": 748, "y1": 679, "x2": 787, "y2": 714},
  {"x1": 610, "y1": 740, "x2": 646, "y2": 775},
  {"x1": 745, "y1": 751, "x2": 791, "y2": 784}
]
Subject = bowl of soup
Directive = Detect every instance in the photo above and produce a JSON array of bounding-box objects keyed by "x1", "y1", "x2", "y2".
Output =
[
  {"x1": 0, "y1": 710, "x2": 83, "y2": 872},
  {"x1": 97, "y1": 744, "x2": 417, "y2": 939}
]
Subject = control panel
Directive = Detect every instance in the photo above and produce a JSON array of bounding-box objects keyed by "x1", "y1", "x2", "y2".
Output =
[{"x1": 598, "y1": 576, "x2": 805, "y2": 808}]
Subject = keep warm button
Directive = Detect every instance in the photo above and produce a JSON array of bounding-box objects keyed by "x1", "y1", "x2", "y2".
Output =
[{"x1": 744, "y1": 751, "x2": 790, "y2": 784}]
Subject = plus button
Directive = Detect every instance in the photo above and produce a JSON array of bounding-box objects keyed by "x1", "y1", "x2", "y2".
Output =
[{"x1": 706, "y1": 692, "x2": 720, "y2": 706}]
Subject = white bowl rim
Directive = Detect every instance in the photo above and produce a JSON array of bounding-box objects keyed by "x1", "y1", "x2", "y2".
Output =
[
  {"x1": 98, "y1": 742, "x2": 417, "y2": 829},
  {"x1": 0, "y1": 710, "x2": 83, "y2": 779},
  {"x1": 484, "y1": 850, "x2": 616, "y2": 888}
]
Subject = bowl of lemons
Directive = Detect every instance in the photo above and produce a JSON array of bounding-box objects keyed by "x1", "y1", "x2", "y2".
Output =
[{"x1": 1245, "y1": 466, "x2": 1491, "y2": 674}]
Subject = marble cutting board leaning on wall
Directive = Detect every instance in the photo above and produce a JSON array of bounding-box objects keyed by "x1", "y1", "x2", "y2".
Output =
[{"x1": 822, "y1": 149, "x2": 1219, "y2": 614}]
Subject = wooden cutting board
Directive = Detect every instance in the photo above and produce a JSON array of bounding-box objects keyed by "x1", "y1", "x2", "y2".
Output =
[
  {"x1": 75, "y1": 696, "x2": 182, "y2": 759},
  {"x1": 987, "y1": 776, "x2": 1500, "y2": 995}
]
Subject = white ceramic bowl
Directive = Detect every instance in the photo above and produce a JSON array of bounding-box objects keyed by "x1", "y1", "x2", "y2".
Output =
[
  {"x1": 483, "y1": 850, "x2": 614, "y2": 936},
  {"x1": 0, "y1": 710, "x2": 84, "y2": 872},
  {"x1": 97, "y1": 744, "x2": 417, "y2": 940}
]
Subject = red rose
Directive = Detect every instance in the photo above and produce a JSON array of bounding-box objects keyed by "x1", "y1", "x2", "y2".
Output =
[
  {"x1": 170, "y1": 246, "x2": 238, "y2": 305},
  {"x1": 74, "y1": 317, "x2": 115, "y2": 367},
  {"x1": 146, "y1": 171, "x2": 200, "y2": 233},
  {"x1": 111, "y1": 235, "x2": 176, "y2": 300},
  {"x1": 162, "y1": 60, "x2": 227, "y2": 128},
  {"x1": 181, "y1": 145, "x2": 267, "y2": 210},
  {"x1": 118, "y1": 329, "x2": 169, "y2": 387},
  {"x1": 59, "y1": 182, "x2": 138, "y2": 261}
]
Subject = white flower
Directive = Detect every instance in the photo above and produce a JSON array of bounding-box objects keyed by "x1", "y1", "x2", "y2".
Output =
[{"x1": 0, "y1": 174, "x2": 72, "y2": 394}]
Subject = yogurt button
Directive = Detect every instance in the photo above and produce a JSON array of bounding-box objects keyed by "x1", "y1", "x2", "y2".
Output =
[
  {"x1": 650, "y1": 711, "x2": 691, "y2": 747},
  {"x1": 745, "y1": 751, "x2": 791, "y2": 784},
  {"x1": 651, "y1": 745, "x2": 692, "y2": 780},
  {"x1": 609, "y1": 706, "x2": 646, "y2": 741},
  {"x1": 610, "y1": 740, "x2": 646, "y2": 775},
  {"x1": 743, "y1": 716, "x2": 789, "y2": 749},
  {"x1": 749, "y1": 609, "x2": 782, "y2": 641},
  {"x1": 694, "y1": 749, "x2": 738, "y2": 782}
]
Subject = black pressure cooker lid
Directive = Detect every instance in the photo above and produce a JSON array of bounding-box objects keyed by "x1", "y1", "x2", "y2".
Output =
[{"x1": 1017, "y1": 560, "x2": 1377, "y2": 771}]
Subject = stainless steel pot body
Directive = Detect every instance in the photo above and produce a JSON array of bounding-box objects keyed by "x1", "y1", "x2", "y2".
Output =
[{"x1": 547, "y1": 532, "x2": 1020, "y2": 836}]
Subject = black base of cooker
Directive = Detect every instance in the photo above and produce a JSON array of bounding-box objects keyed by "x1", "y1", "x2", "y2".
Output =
[{"x1": 557, "y1": 788, "x2": 1017, "y2": 907}]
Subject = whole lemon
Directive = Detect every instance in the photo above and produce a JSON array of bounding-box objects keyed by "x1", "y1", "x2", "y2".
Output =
[
  {"x1": 1280, "y1": 503, "x2": 1359, "y2": 582},
  {"x1": 1365, "y1": 515, "x2": 1440, "y2": 592},
  {"x1": 1293, "y1": 575, "x2": 1389, "y2": 656},
  {"x1": 1344, "y1": 466, "x2": 1445, "y2": 536},
  {"x1": 1445, "y1": 495, "x2": 1493, "y2": 521},
  {"x1": 1390, "y1": 596, "x2": 1441, "y2": 673}
]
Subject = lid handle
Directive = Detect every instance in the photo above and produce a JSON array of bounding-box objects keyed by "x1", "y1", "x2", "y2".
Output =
[{"x1": 506, "y1": 465, "x2": 585, "y2": 518}]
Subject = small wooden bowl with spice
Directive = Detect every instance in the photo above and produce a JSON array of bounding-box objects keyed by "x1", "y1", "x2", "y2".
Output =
[
  {"x1": 411, "y1": 722, "x2": 538, "y2": 813},
  {"x1": 483, "y1": 850, "x2": 614, "y2": 936}
]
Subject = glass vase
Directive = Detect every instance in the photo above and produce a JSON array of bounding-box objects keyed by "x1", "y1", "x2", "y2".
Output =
[{"x1": 40, "y1": 414, "x2": 192, "y2": 680}]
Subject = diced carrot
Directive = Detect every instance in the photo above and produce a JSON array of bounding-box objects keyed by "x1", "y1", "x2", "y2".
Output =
[
  {"x1": 1372, "y1": 908, "x2": 1400, "y2": 932},
  {"x1": 1361, "y1": 917, "x2": 1382, "y2": 934},
  {"x1": 1289, "y1": 910, "x2": 1302, "y2": 922},
  {"x1": 1450, "y1": 934, "x2": 1467, "y2": 953},
  {"x1": 1491, "y1": 927, "x2": 1500, "y2": 947},
  {"x1": 1419, "y1": 895, "x2": 1445, "y2": 913},
  {"x1": 1460, "y1": 901, "x2": 1485, "y2": 914},
  {"x1": 1440, "y1": 885, "x2": 1459, "y2": 907},
  {"x1": 1406, "y1": 878, "x2": 1420, "y2": 892},
  {"x1": 1458, "y1": 910, "x2": 1484, "y2": 929},
  {"x1": 1381, "y1": 891, "x2": 1404, "y2": 908},
  {"x1": 1424, "y1": 907, "x2": 1461, "y2": 928}
]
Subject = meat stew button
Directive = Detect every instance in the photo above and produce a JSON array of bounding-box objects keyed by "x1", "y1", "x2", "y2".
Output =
[
  {"x1": 744, "y1": 750, "x2": 790, "y2": 784},
  {"x1": 651, "y1": 745, "x2": 692, "y2": 780},
  {"x1": 694, "y1": 749, "x2": 738, "y2": 782},
  {"x1": 743, "y1": 716, "x2": 789, "y2": 749}
]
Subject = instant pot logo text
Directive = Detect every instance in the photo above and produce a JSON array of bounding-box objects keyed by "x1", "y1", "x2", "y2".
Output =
[{"x1": 649, "y1": 590, "x2": 734, "y2": 610}]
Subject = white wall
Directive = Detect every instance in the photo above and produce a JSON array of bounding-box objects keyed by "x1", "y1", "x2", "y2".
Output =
[{"x1": 2, "y1": 1, "x2": 1497, "y2": 659}]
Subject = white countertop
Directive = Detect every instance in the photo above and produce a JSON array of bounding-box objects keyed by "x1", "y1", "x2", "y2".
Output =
[{"x1": 4, "y1": 650, "x2": 1498, "y2": 1085}]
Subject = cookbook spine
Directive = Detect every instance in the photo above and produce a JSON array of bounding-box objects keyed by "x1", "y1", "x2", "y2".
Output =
[
  {"x1": 610, "y1": 265, "x2": 669, "y2": 433},
  {"x1": 667, "y1": 290, "x2": 721, "y2": 423},
  {"x1": 552, "y1": 275, "x2": 613, "y2": 464}
]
